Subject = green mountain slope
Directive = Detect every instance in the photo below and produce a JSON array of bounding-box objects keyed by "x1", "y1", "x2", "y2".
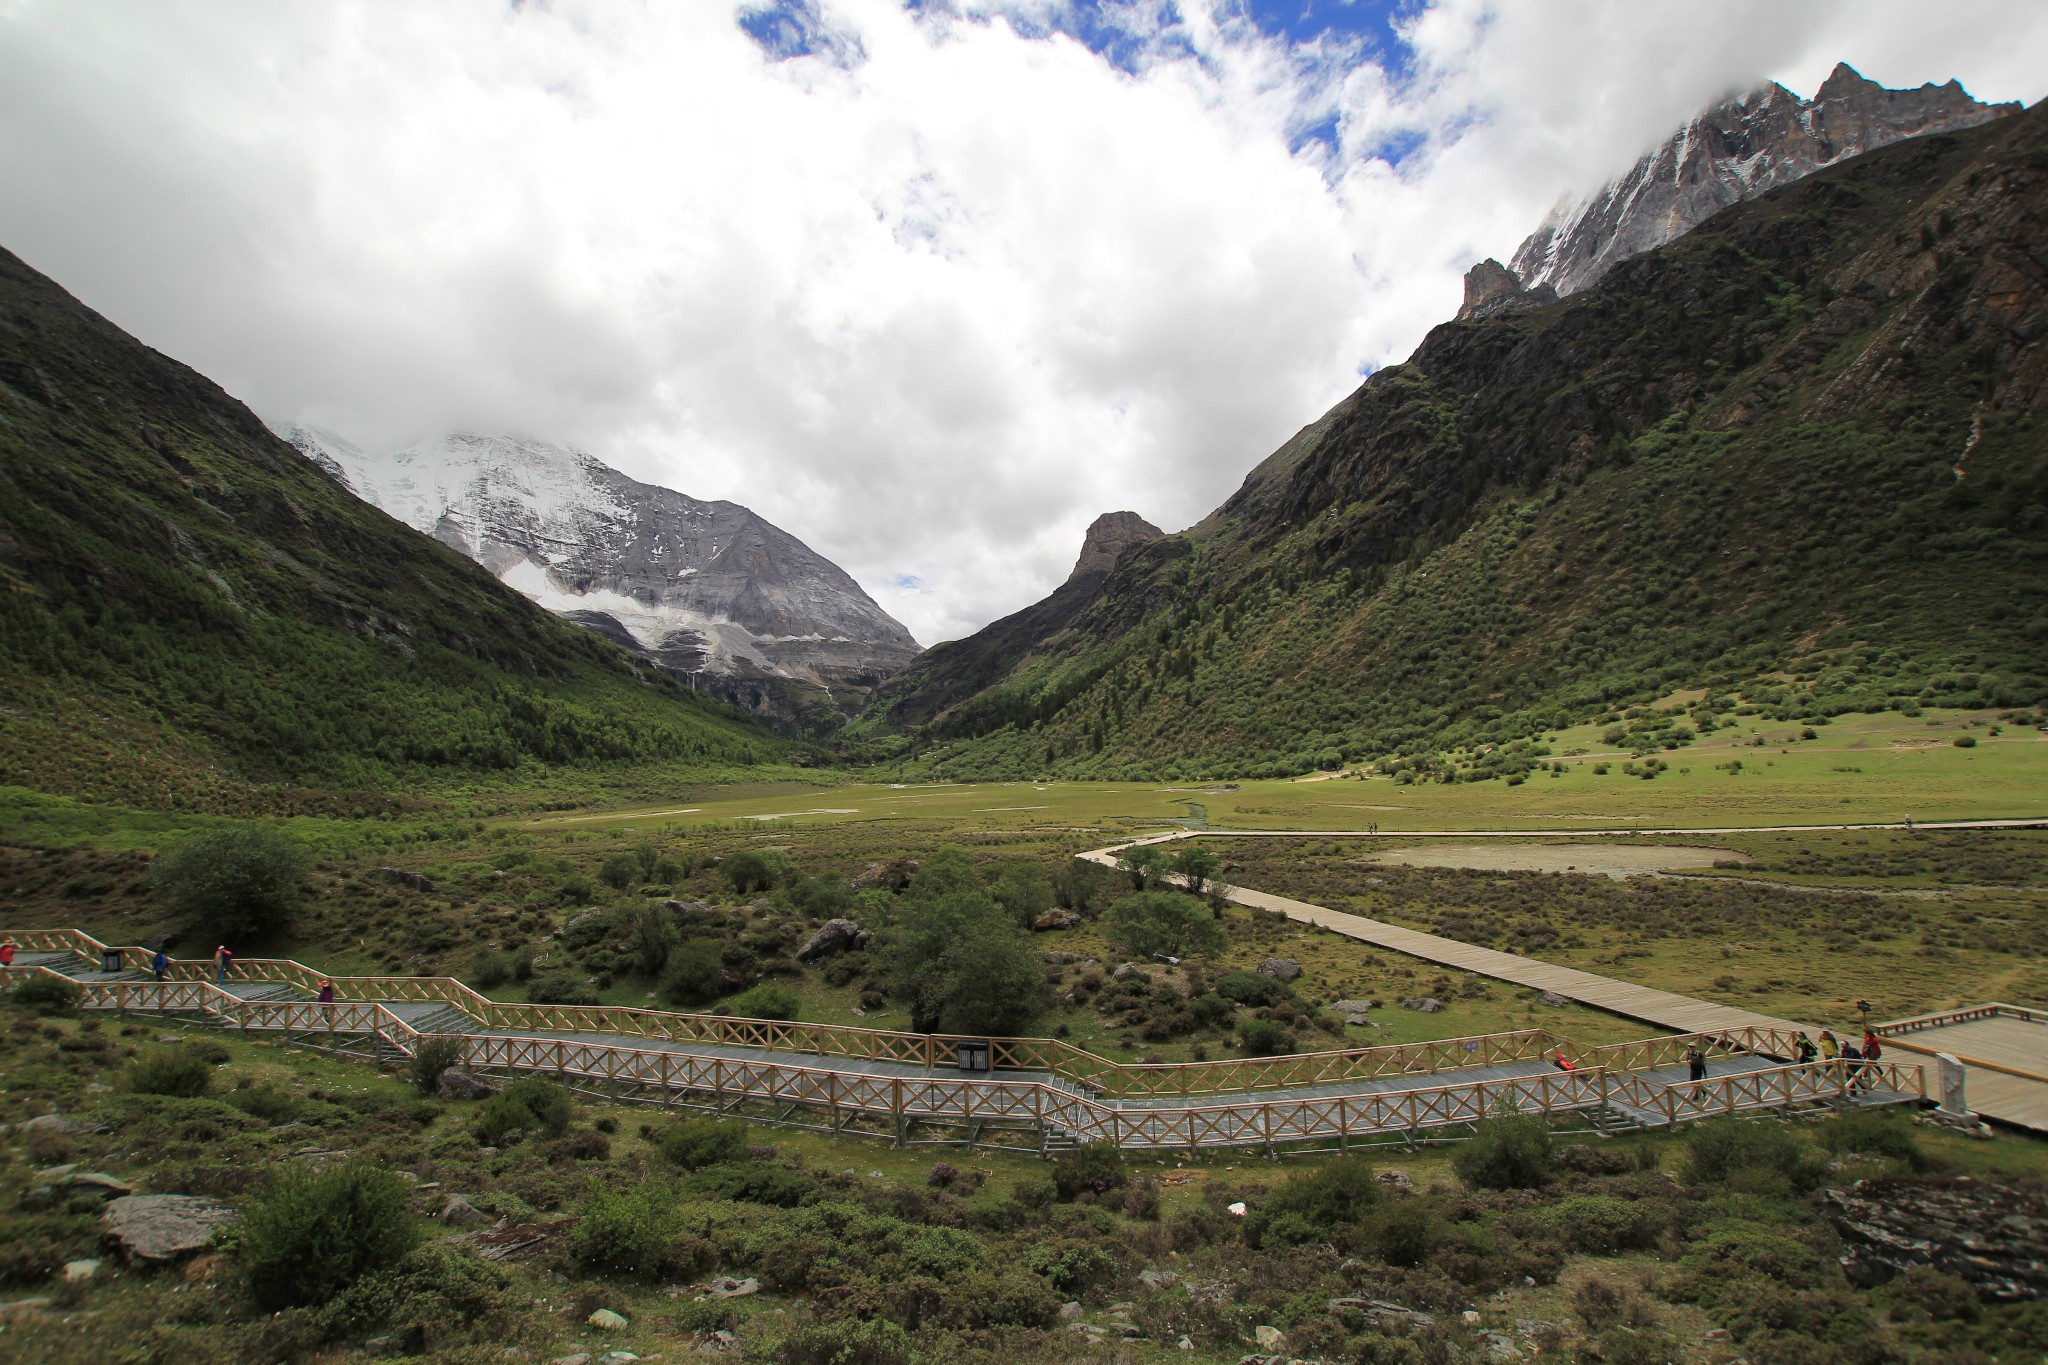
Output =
[
  {"x1": 0, "y1": 247, "x2": 780, "y2": 810},
  {"x1": 869, "y1": 105, "x2": 2048, "y2": 781}
]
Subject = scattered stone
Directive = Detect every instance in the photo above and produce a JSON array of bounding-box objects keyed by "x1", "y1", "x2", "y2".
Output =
[
  {"x1": 376, "y1": 867, "x2": 435, "y2": 893},
  {"x1": 1376, "y1": 1170, "x2": 1415, "y2": 1191},
  {"x1": 1059, "y1": 1302, "x2": 1084, "y2": 1322},
  {"x1": 796, "y1": 919, "x2": 868, "y2": 962},
  {"x1": 0, "y1": 1299, "x2": 54, "y2": 1315},
  {"x1": 1043, "y1": 950, "x2": 1081, "y2": 964},
  {"x1": 1253, "y1": 1325, "x2": 1286, "y2": 1350},
  {"x1": 1256, "y1": 958, "x2": 1301, "y2": 982},
  {"x1": 1032, "y1": 909, "x2": 1081, "y2": 931},
  {"x1": 551, "y1": 1355, "x2": 591, "y2": 1365},
  {"x1": 62, "y1": 1259, "x2": 99, "y2": 1283},
  {"x1": 694, "y1": 1329, "x2": 740, "y2": 1353},
  {"x1": 564, "y1": 909, "x2": 606, "y2": 938},
  {"x1": 12, "y1": 1114, "x2": 90, "y2": 1135},
  {"x1": 1225, "y1": 1202, "x2": 1247, "y2": 1217},
  {"x1": 34, "y1": 1165, "x2": 133, "y2": 1197},
  {"x1": 1186, "y1": 1279, "x2": 1235, "y2": 1305},
  {"x1": 101, "y1": 1194, "x2": 238, "y2": 1264},
  {"x1": 1113, "y1": 1322, "x2": 1143, "y2": 1338},
  {"x1": 1462, "y1": 1310, "x2": 1483, "y2": 1325},
  {"x1": 1705, "y1": 1328, "x2": 1730, "y2": 1341},
  {"x1": 1539, "y1": 991, "x2": 1570, "y2": 1008},
  {"x1": 586, "y1": 1308, "x2": 629, "y2": 1329},
  {"x1": 1139, "y1": 1268, "x2": 1180, "y2": 1287},
  {"x1": 438, "y1": 1069, "x2": 500, "y2": 1101},
  {"x1": 851, "y1": 859, "x2": 918, "y2": 891},
  {"x1": 472, "y1": 1219, "x2": 578, "y2": 1263},
  {"x1": 1400, "y1": 997, "x2": 1445, "y2": 1013},
  {"x1": 597, "y1": 1353, "x2": 643, "y2": 1364},
  {"x1": 1112, "y1": 963, "x2": 1137, "y2": 979},
  {"x1": 1178, "y1": 1335, "x2": 1195, "y2": 1351},
  {"x1": 707, "y1": 1276, "x2": 759, "y2": 1298},
  {"x1": 440, "y1": 1193, "x2": 490, "y2": 1227},
  {"x1": 1329, "y1": 1298, "x2": 1434, "y2": 1327}
]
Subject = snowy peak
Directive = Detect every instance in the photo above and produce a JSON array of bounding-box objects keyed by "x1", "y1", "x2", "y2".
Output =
[
  {"x1": 279, "y1": 424, "x2": 920, "y2": 702},
  {"x1": 1509, "y1": 64, "x2": 2019, "y2": 298}
]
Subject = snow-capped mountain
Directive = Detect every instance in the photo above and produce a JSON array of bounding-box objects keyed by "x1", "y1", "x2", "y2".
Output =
[
  {"x1": 1509, "y1": 63, "x2": 2019, "y2": 298},
  {"x1": 281, "y1": 427, "x2": 920, "y2": 714}
]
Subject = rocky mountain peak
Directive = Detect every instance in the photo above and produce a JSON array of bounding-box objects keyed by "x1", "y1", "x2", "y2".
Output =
[
  {"x1": 1456, "y1": 258, "x2": 1557, "y2": 321},
  {"x1": 1068, "y1": 511, "x2": 1163, "y2": 583},
  {"x1": 1508, "y1": 63, "x2": 2019, "y2": 298}
]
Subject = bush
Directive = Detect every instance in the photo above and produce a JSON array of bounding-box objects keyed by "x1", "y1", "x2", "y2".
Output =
[
  {"x1": 409, "y1": 1036, "x2": 465, "y2": 1095},
  {"x1": 727, "y1": 983, "x2": 799, "y2": 1021},
  {"x1": 10, "y1": 975, "x2": 81, "y2": 1016},
  {"x1": 1022, "y1": 1238, "x2": 1118, "y2": 1291},
  {"x1": 472, "y1": 1077, "x2": 571, "y2": 1145},
  {"x1": 598, "y1": 853, "x2": 642, "y2": 891},
  {"x1": 467, "y1": 949, "x2": 514, "y2": 990},
  {"x1": 1237, "y1": 1017, "x2": 1293, "y2": 1056},
  {"x1": 1215, "y1": 969, "x2": 1289, "y2": 1007},
  {"x1": 768, "y1": 1318, "x2": 913, "y2": 1365},
  {"x1": 315, "y1": 1241, "x2": 518, "y2": 1352},
  {"x1": 1816, "y1": 1111, "x2": 1926, "y2": 1169},
  {"x1": 628, "y1": 903, "x2": 680, "y2": 975},
  {"x1": 525, "y1": 971, "x2": 599, "y2": 1006},
  {"x1": 570, "y1": 1183, "x2": 715, "y2": 1280},
  {"x1": 555, "y1": 875, "x2": 597, "y2": 905},
  {"x1": 659, "y1": 940, "x2": 727, "y2": 1007},
  {"x1": 0, "y1": 1211, "x2": 97, "y2": 1285},
  {"x1": 657, "y1": 1117, "x2": 748, "y2": 1170},
  {"x1": 1247, "y1": 1155, "x2": 1380, "y2": 1246},
  {"x1": 151, "y1": 823, "x2": 310, "y2": 942},
  {"x1": 1052, "y1": 1144, "x2": 1127, "y2": 1200},
  {"x1": 1104, "y1": 891, "x2": 1228, "y2": 959},
  {"x1": 880, "y1": 852, "x2": 1051, "y2": 1034},
  {"x1": 240, "y1": 1163, "x2": 421, "y2": 1310},
  {"x1": 1524, "y1": 1194, "x2": 1662, "y2": 1254},
  {"x1": 126, "y1": 1048, "x2": 214, "y2": 1098},
  {"x1": 1682, "y1": 1118, "x2": 1810, "y2": 1187},
  {"x1": 1376, "y1": 1201, "x2": 1442, "y2": 1266},
  {"x1": 686, "y1": 1164, "x2": 819, "y2": 1207},
  {"x1": 1453, "y1": 1113, "x2": 1552, "y2": 1190},
  {"x1": 721, "y1": 850, "x2": 781, "y2": 895},
  {"x1": 990, "y1": 864, "x2": 1053, "y2": 928}
]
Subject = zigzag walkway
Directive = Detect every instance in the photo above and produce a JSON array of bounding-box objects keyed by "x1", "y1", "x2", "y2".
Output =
[{"x1": 3, "y1": 929, "x2": 1921, "y2": 1153}]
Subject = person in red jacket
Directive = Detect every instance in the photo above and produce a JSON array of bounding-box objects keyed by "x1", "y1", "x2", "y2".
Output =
[{"x1": 0, "y1": 940, "x2": 15, "y2": 967}]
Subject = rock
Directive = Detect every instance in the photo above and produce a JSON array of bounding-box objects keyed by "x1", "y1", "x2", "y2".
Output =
[
  {"x1": 1462, "y1": 1310, "x2": 1483, "y2": 1325},
  {"x1": 1400, "y1": 997, "x2": 1444, "y2": 1013},
  {"x1": 1114, "y1": 1322, "x2": 1143, "y2": 1338},
  {"x1": 1821, "y1": 1176, "x2": 2048, "y2": 1299},
  {"x1": 1256, "y1": 958, "x2": 1301, "y2": 982},
  {"x1": 1059, "y1": 1301, "x2": 1084, "y2": 1322},
  {"x1": 102, "y1": 1194, "x2": 238, "y2": 1264},
  {"x1": 1185, "y1": 1280, "x2": 1235, "y2": 1305},
  {"x1": 472, "y1": 1219, "x2": 578, "y2": 1263},
  {"x1": 598, "y1": 1353, "x2": 643, "y2": 1365},
  {"x1": 376, "y1": 866, "x2": 435, "y2": 893},
  {"x1": 438, "y1": 1069, "x2": 499, "y2": 1101},
  {"x1": 796, "y1": 919, "x2": 867, "y2": 962},
  {"x1": 1043, "y1": 951, "x2": 1081, "y2": 964},
  {"x1": 440, "y1": 1193, "x2": 490, "y2": 1227},
  {"x1": 1032, "y1": 909, "x2": 1081, "y2": 931},
  {"x1": 1538, "y1": 990, "x2": 1570, "y2": 1008},
  {"x1": 1329, "y1": 999, "x2": 1376, "y2": 1015},
  {"x1": 664, "y1": 899, "x2": 714, "y2": 921},
  {"x1": 586, "y1": 1308, "x2": 629, "y2": 1329},
  {"x1": 551, "y1": 1355, "x2": 591, "y2": 1365},
  {"x1": 1253, "y1": 1325, "x2": 1286, "y2": 1350},
  {"x1": 851, "y1": 859, "x2": 919, "y2": 890},
  {"x1": 62, "y1": 1259, "x2": 100, "y2": 1283},
  {"x1": 1225, "y1": 1202, "x2": 1247, "y2": 1217},
  {"x1": 14, "y1": 1113, "x2": 90, "y2": 1135},
  {"x1": 1376, "y1": 1169, "x2": 1415, "y2": 1190},
  {"x1": 565, "y1": 908, "x2": 607, "y2": 937},
  {"x1": 1178, "y1": 1335, "x2": 1194, "y2": 1351},
  {"x1": 1456, "y1": 258, "x2": 1552, "y2": 321},
  {"x1": 34, "y1": 1165, "x2": 133, "y2": 1197},
  {"x1": 708, "y1": 1275, "x2": 759, "y2": 1298},
  {"x1": 693, "y1": 1329, "x2": 741, "y2": 1353},
  {"x1": 1139, "y1": 1268, "x2": 1179, "y2": 1287}
]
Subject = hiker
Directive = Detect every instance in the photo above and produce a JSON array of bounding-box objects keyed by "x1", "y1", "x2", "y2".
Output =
[
  {"x1": 150, "y1": 947, "x2": 169, "y2": 983},
  {"x1": 1685, "y1": 1044, "x2": 1707, "y2": 1084},
  {"x1": 1861, "y1": 1031, "x2": 1884, "y2": 1087},
  {"x1": 0, "y1": 940, "x2": 15, "y2": 967},
  {"x1": 1840, "y1": 1039, "x2": 1863, "y2": 1096},
  {"x1": 1904, "y1": 813, "x2": 1914, "y2": 833},
  {"x1": 1818, "y1": 1030, "x2": 1839, "y2": 1063},
  {"x1": 316, "y1": 980, "x2": 335, "y2": 1004},
  {"x1": 1793, "y1": 1032, "x2": 1818, "y2": 1065},
  {"x1": 1553, "y1": 1050, "x2": 1576, "y2": 1072},
  {"x1": 213, "y1": 944, "x2": 232, "y2": 985}
]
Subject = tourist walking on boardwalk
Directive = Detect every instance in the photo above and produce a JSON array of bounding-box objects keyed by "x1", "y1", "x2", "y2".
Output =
[
  {"x1": 213, "y1": 944, "x2": 232, "y2": 984},
  {"x1": 316, "y1": 980, "x2": 335, "y2": 1004},
  {"x1": 1840, "y1": 1038, "x2": 1864, "y2": 1096},
  {"x1": 150, "y1": 947, "x2": 169, "y2": 982},
  {"x1": 1860, "y1": 1030, "x2": 1884, "y2": 1088},
  {"x1": 1818, "y1": 1030, "x2": 1839, "y2": 1063},
  {"x1": 1685, "y1": 1044, "x2": 1708, "y2": 1086},
  {"x1": 0, "y1": 940, "x2": 14, "y2": 967},
  {"x1": 1794, "y1": 1032, "x2": 1818, "y2": 1065}
]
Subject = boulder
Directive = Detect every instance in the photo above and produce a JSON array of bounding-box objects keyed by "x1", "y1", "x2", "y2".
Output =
[
  {"x1": 34, "y1": 1165, "x2": 134, "y2": 1197},
  {"x1": 587, "y1": 1308, "x2": 630, "y2": 1329},
  {"x1": 1254, "y1": 1325, "x2": 1287, "y2": 1350},
  {"x1": 707, "y1": 1275, "x2": 759, "y2": 1298},
  {"x1": 851, "y1": 859, "x2": 918, "y2": 891},
  {"x1": 62, "y1": 1259, "x2": 100, "y2": 1283},
  {"x1": 1400, "y1": 997, "x2": 1445, "y2": 1013},
  {"x1": 437, "y1": 1069, "x2": 499, "y2": 1101},
  {"x1": 376, "y1": 867, "x2": 435, "y2": 894},
  {"x1": 1059, "y1": 1301, "x2": 1084, "y2": 1322},
  {"x1": 1376, "y1": 1169, "x2": 1415, "y2": 1190},
  {"x1": 1539, "y1": 990, "x2": 1570, "y2": 1009},
  {"x1": 439, "y1": 1193, "x2": 490, "y2": 1227},
  {"x1": 1821, "y1": 1176, "x2": 2048, "y2": 1299},
  {"x1": 1257, "y1": 958, "x2": 1301, "y2": 982},
  {"x1": 796, "y1": 919, "x2": 867, "y2": 962},
  {"x1": 11, "y1": 1113, "x2": 93, "y2": 1136},
  {"x1": 102, "y1": 1194, "x2": 238, "y2": 1264},
  {"x1": 1033, "y1": 909, "x2": 1081, "y2": 931}
]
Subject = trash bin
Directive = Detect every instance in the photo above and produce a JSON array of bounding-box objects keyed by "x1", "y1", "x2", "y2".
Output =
[
  {"x1": 101, "y1": 948, "x2": 124, "y2": 974},
  {"x1": 955, "y1": 1039, "x2": 991, "y2": 1073}
]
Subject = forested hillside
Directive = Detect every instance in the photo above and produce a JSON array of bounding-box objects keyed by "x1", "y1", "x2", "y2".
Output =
[
  {"x1": 0, "y1": 248, "x2": 780, "y2": 811},
  {"x1": 872, "y1": 105, "x2": 2048, "y2": 781}
]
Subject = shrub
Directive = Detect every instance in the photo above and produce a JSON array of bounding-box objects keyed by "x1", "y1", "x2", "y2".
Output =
[
  {"x1": 628, "y1": 903, "x2": 680, "y2": 975},
  {"x1": 727, "y1": 983, "x2": 799, "y2": 1021},
  {"x1": 1453, "y1": 1113, "x2": 1552, "y2": 1190},
  {"x1": 1953, "y1": 735, "x2": 1977, "y2": 748},
  {"x1": 126, "y1": 1048, "x2": 214, "y2": 1098},
  {"x1": 1022, "y1": 1238, "x2": 1118, "y2": 1291},
  {"x1": 1247, "y1": 1155, "x2": 1380, "y2": 1246},
  {"x1": 0, "y1": 1212, "x2": 98, "y2": 1285},
  {"x1": 467, "y1": 949, "x2": 514, "y2": 990},
  {"x1": 240, "y1": 1163, "x2": 421, "y2": 1310},
  {"x1": 555, "y1": 875, "x2": 598, "y2": 904},
  {"x1": 660, "y1": 940, "x2": 727, "y2": 1007},
  {"x1": 1104, "y1": 891, "x2": 1228, "y2": 959},
  {"x1": 409, "y1": 1036, "x2": 466, "y2": 1095},
  {"x1": 472, "y1": 1077, "x2": 571, "y2": 1145},
  {"x1": 721, "y1": 850, "x2": 780, "y2": 895},
  {"x1": 314, "y1": 1241, "x2": 518, "y2": 1351},
  {"x1": 686, "y1": 1164, "x2": 819, "y2": 1207},
  {"x1": 657, "y1": 1117, "x2": 748, "y2": 1170},
  {"x1": 525, "y1": 971, "x2": 599, "y2": 1006},
  {"x1": 1816, "y1": 1111, "x2": 1926, "y2": 1169},
  {"x1": 1052, "y1": 1144, "x2": 1127, "y2": 1200},
  {"x1": 1237, "y1": 1017, "x2": 1292, "y2": 1056},
  {"x1": 1215, "y1": 970, "x2": 1288, "y2": 1007},
  {"x1": 1375, "y1": 1202, "x2": 1441, "y2": 1266},
  {"x1": 1524, "y1": 1194, "x2": 1662, "y2": 1254},
  {"x1": 990, "y1": 864, "x2": 1053, "y2": 928},
  {"x1": 768, "y1": 1318, "x2": 912, "y2": 1365},
  {"x1": 152, "y1": 823, "x2": 310, "y2": 942},
  {"x1": 570, "y1": 1183, "x2": 715, "y2": 1281},
  {"x1": 598, "y1": 852, "x2": 642, "y2": 891},
  {"x1": 1682, "y1": 1119, "x2": 1810, "y2": 1187},
  {"x1": 10, "y1": 975, "x2": 81, "y2": 1016}
]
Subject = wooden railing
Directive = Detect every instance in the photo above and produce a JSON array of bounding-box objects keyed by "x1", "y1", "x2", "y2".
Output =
[{"x1": 1877, "y1": 1002, "x2": 2041, "y2": 1034}]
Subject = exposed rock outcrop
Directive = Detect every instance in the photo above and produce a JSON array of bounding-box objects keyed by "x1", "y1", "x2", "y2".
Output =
[
  {"x1": 1821, "y1": 1177, "x2": 2048, "y2": 1299},
  {"x1": 102, "y1": 1194, "x2": 238, "y2": 1264},
  {"x1": 1067, "y1": 512, "x2": 1164, "y2": 583},
  {"x1": 1455, "y1": 259, "x2": 1556, "y2": 321},
  {"x1": 795, "y1": 919, "x2": 868, "y2": 962}
]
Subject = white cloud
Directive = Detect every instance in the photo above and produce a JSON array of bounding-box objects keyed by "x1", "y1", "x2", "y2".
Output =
[{"x1": 0, "y1": 0, "x2": 2041, "y2": 646}]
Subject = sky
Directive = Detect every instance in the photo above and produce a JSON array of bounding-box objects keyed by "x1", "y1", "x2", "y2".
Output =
[{"x1": 1, "y1": 2, "x2": 2043, "y2": 648}]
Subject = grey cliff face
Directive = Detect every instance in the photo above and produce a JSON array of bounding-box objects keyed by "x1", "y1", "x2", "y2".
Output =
[
  {"x1": 279, "y1": 427, "x2": 919, "y2": 697},
  {"x1": 1068, "y1": 511, "x2": 1163, "y2": 584},
  {"x1": 1511, "y1": 63, "x2": 2019, "y2": 298}
]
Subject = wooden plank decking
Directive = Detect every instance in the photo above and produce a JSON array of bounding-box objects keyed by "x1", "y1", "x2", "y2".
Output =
[{"x1": 1877, "y1": 1006, "x2": 2048, "y2": 1133}]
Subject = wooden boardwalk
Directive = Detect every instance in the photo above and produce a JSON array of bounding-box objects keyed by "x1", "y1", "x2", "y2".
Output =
[{"x1": 1876, "y1": 1005, "x2": 2048, "y2": 1133}]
